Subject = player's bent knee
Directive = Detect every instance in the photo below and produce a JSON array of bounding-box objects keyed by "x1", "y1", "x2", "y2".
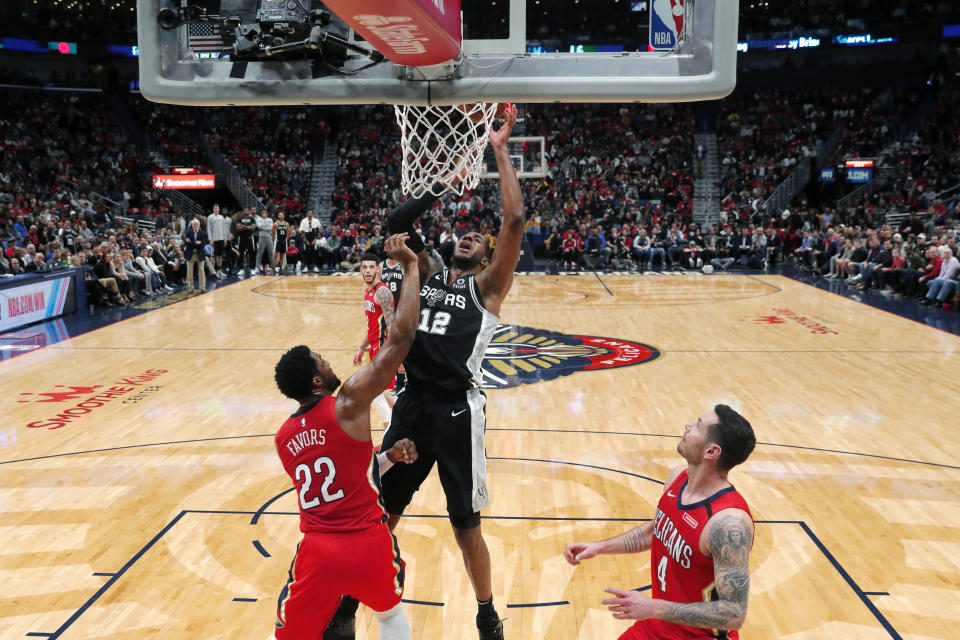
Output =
[
  {"x1": 373, "y1": 603, "x2": 411, "y2": 640},
  {"x1": 451, "y1": 520, "x2": 484, "y2": 548}
]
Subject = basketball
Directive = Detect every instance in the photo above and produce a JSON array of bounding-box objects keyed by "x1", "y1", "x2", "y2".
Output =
[{"x1": 456, "y1": 102, "x2": 506, "y2": 124}]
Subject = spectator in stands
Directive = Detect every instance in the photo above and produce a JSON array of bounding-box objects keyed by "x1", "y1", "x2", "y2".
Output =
[
  {"x1": 923, "y1": 247, "x2": 960, "y2": 305},
  {"x1": 163, "y1": 245, "x2": 185, "y2": 286},
  {"x1": 649, "y1": 224, "x2": 668, "y2": 270},
  {"x1": 562, "y1": 230, "x2": 580, "y2": 270},
  {"x1": 849, "y1": 238, "x2": 882, "y2": 283},
  {"x1": 583, "y1": 225, "x2": 609, "y2": 270},
  {"x1": 324, "y1": 229, "x2": 341, "y2": 270},
  {"x1": 110, "y1": 252, "x2": 139, "y2": 299},
  {"x1": 632, "y1": 229, "x2": 651, "y2": 269},
  {"x1": 877, "y1": 240, "x2": 908, "y2": 295},
  {"x1": 93, "y1": 251, "x2": 126, "y2": 305},
  {"x1": 340, "y1": 243, "x2": 363, "y2": 272},
  {"x1": 857, "y1": 240, "x2": 894, "y2": 291},
  {"x1": 286, "y1": 238, "x2": 301, "y2": 273},
  {"x1": 826, "y1": 239, "x2": 853, "y2": 279},
  {"x1": 121, "y1": 249, "x2": 151, "y2": 296},
  {"x1": 909, "y1": 246, "x2": 941, "y2": 298}
]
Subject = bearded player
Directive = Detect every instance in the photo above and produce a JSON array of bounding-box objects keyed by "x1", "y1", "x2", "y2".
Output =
[
  {"x1": 353, "y1": 252, "x2": 397, "y2": 426},
  {"x1": 564, "y1": 405, "x2": 756, "y2": 640},
  {"x1": 371, "y1": 103, "x2": 521, "y2": 640},
  {"x1": 269, "y1": 234, "x2": 420, "y2": 640}
]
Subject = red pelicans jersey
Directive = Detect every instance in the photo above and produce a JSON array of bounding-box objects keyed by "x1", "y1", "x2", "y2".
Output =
[
  {"x1": 364, "y1": 281, "x2": 390, "y2": 358},
  {"x1": 644, "y1": 470, "x2": 752, "y2": 640},
  {"x1": 275, "y1": 396, "x2": 386, "y2": 533}
]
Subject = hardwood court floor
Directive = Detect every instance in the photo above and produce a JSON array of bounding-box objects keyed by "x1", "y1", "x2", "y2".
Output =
[{"x1": 2, "y1": 273, "x2": 958, "y2": 640}]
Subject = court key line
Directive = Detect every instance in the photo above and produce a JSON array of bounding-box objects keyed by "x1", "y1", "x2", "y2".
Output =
[
  {"x1": 3, "y1": 430, "x2": 959, "y2": 471},
  {"x1": 29, "y1": 511, "x2": 902, "y2": 640}
]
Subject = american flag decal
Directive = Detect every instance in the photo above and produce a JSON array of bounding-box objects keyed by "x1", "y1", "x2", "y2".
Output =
[{"x1": 188, "y1": 23, "x2": 223, "y2": 53}]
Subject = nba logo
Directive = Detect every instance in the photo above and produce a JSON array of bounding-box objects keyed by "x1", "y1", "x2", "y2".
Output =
[{"x1": 649, "y1": 0, "x2": 685, "y2": 51}]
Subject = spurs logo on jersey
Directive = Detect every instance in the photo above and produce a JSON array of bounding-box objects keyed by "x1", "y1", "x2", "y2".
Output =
[
  {"x1": 403, "y1": 270, "x2": 499, "y2": 392},
  {"x1": 422, "y1": 286, "x2": 466, "y2": 310}
]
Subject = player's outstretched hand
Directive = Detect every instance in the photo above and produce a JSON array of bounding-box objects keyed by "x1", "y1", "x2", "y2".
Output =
[
  {"x1": 386, "y1": 438, "x2": 418, "y2": 464},
  {"x1": 601, "y1": 587, "x2": 659, "y2": 621},
  {"x1": 563, "y1": 541, "x2": 600, "y2": 565},
  {"x1": 385, "y1": 233, "x2": 417, "y2": 266},
  {"x1": 352, "y1": 347, "x2": 364, "y2": 368},
  {"x1": 488, "y1": 103, "x2": 518, "y2": 150}
]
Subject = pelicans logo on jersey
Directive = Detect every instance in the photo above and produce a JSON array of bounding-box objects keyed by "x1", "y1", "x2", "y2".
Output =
[{"x1": 479, "y1": 324, "x2": 661, "y2": 389}]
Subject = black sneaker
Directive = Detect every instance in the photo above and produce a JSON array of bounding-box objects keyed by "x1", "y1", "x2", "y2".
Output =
[
  {"x1": 477, "y1": 611, "x2": 505, "y2": 640},
  {"x1": 322, "y1": 615, "x2": 355, "y2": 640}
]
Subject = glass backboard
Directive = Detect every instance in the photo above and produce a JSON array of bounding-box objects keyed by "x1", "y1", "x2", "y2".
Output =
[{"x1": 137, "y1": 0, "x2": 738, "y2": 106}]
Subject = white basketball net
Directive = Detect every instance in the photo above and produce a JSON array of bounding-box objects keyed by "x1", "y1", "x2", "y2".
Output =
[{"x1": 394, "y1": 103, "x2": 500, "y2": 198}]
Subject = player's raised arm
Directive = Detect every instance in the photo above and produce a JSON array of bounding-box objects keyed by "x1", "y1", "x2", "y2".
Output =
[
  {"x1": 386, "y1": 188, "x2": 444, "y2": 286},
  {"x1": 476, "y1": 104, "x2": 524, "y2": 310},
  {"x1": 337, "y1": 234, "x2": 419, "y2": 419}
]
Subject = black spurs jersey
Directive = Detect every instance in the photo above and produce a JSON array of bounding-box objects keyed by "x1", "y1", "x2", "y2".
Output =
[
  {"x1": 237, "y1": 214, "x2": 255, "y2": 239},
  {"x1": 380, "y1": 259, "x2": 404, "y2": 307},
  {"x1": 404, "y1": 270, "x2": 499, "y2": 392},
  {"x1": 275, "y1": 220, "x2": 288, "y2": 246}
]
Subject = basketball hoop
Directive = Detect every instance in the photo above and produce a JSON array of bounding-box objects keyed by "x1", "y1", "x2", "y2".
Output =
[{"x1": 394, "y1": 103, "x2": 501, "y2": 198}]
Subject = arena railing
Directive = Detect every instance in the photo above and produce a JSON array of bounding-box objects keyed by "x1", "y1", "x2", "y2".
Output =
[
  {"x1": 201, "y1": 134, "x2": 261, "y2": 210},
  {"x1": 56, "y1": 177, "x2": 124, "y2": 220}
]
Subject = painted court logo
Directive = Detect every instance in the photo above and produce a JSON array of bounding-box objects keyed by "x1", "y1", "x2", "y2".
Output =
[
  {"x1": 18, "y1": 369, "x2": 168, "y2": 430},
  {"x1": 740, "y1": 309, "x2": 839, "y2": 334},
  {"x1": 18, "y1": 386, "x2": 103, "y2": 403},
  {"x1": 480, "y1": 324, "x2": 661, "y2": 389}
]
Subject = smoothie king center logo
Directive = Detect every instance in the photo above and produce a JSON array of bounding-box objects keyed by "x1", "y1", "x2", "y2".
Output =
[
  {"x1": 479, "y1": 324, "x2": 661, "y2": 389},
  {"x1": 740, "y1": 308, "x2": 839, "y2": 334},
  {"x1": 17, "y1": 369, "x2": 168, "y2": 430}
]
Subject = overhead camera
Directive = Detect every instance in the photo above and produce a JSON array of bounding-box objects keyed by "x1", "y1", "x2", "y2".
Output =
[{"x1": 157, "y1": 0, "x2": 384, "y2": 70}]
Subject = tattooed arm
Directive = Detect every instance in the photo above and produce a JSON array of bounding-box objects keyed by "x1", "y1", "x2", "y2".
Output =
[
  {"x1": 600, "y1": 509, "x2": 753, "y2": 630},
  {"x1": 563, "y1": 521, "x2": 655, "y2": 565},
  {"x1": 660, "y1": 509, "x2": 753, "y2": 630},
  {"x1": 374, "y1": 285, "x2": 396, "y2": 333},
  {"x1": 564, "y1": 465, "x2": 684, "y2": 564}
]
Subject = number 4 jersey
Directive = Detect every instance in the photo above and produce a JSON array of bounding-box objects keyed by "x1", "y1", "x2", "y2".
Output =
[
  {"x1": 644, "y1": 469, "x2": 752, "y2": 639},
  {"x1": 275, "y1": 396, "x2": 387, "y2": 533},
  {"x1": 404, "y1": 270, "x2": 499, "y2": 392}
]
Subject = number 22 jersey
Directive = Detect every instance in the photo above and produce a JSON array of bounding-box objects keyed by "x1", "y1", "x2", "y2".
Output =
[{"x1": 275, "y1": 396, "x2": 387, "y2": 534}]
